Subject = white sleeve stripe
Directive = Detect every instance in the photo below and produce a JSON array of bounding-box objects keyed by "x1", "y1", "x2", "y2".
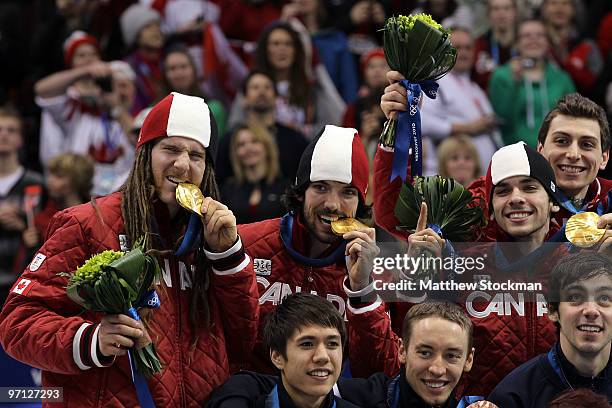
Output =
[
  {"x1": 346, "y1": 296, "x2": 383, "y2": 315},
  {"x1": 90, "y1": 324, "x2": 105, "y2": 368},
  {"x1": 342, "y1": 276, "x2": 375, "y2": 298},
  {"x1": 212, "y1": 254, "x2": 250, "y2": 276},
  {"x1": 73, "y1": 323, "x2": 91, "y2": 371},
  {"x1": 204, "y1": 237, "x2": 243, "y2": 260}
]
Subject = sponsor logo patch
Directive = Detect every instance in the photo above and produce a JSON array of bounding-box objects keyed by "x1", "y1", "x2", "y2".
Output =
[
  {"x1": 254, "y1": 258, "x2": 272, "y2": 276},
  {"x1": 12, "y1": 278, "x2": 35, "y2": 296},
  {"x1": 29, "y1": 253, "x2": 46, "y2": 271}
]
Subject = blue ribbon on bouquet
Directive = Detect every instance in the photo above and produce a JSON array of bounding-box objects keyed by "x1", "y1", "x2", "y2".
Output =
[
  {"x1": 126, "y1": 290, "x2": 161, "y2": 408},
  {"x1": 390, "y1": 79, "x2": 439, "y2": 182},
  {"x1": 175, "y1": 213, "x2": 202, "y2": 256}
]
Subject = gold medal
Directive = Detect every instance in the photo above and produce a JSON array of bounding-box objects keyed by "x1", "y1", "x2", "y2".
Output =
[
  {"x1": 565, "y1": 212, "x2": 605, "y2": 248},
  {"x1": 175, "y1": 183, "x2": 204, "y2": 216},
  {"x1": 331, "y1": 218, "x2": 368, "y2": 236}
]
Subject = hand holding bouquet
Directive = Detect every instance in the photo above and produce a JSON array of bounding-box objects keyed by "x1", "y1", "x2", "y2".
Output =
[
  {"x1": 395, "y1": 176, "x2": 484, "y2": 282},
  {"x1": 61, "y1": 238, "x2": 162, "y2": 378},
  {"x1": 379, "y1": 14, "x2": 456, "y2": 179},
  {"x1": 395, "y1": 176, "x2": 485, "y2": 242}
]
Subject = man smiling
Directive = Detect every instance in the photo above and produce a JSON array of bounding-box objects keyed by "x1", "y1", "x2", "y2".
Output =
[
  {"x1": 489, "y1": 253, "x2": 612, "y2": 407},
  {"x1": 236, "y1": 125, "x2": 390, "y2": 378},
  {"x1": 378, "y1": 82, "x2": 611, "y2": 242},
  {"x1": 208, "y1": 300, "x2": 490, "y2": 408},
  {"x1": 535, "y1": 93, "x2": 610, "y2": 224}
]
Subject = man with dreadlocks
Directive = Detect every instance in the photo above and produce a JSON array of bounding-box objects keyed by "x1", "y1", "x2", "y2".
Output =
[{"x1": 0, "y1": 92, "x2": 260, "y2": 406}]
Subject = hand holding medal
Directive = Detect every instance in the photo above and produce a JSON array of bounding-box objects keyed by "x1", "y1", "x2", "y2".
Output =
[{"x1": 565, "y1": 212, "x2": 607, "y2": 248}]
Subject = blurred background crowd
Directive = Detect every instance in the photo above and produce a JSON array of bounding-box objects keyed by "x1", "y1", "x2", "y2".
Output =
[{"x1": 0, "y1": 0, "x2": 611, "y2": 303}]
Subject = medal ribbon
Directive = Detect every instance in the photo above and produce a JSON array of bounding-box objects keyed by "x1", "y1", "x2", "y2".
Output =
[
  {"x1": 126, "y1": 290, "x2": 161, "y2": 408},
  {"x1": 390, "y1": 80, "x2": 439, "y2": 182}
]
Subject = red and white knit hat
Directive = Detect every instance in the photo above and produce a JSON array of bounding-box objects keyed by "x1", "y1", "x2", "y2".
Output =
[
  {"x1": 295, "y1": 125, "x2": 369, "y2": 202},
  {"x1": 137, "y1": 92, "x2": 218, "y2": 164},
  {"x1": 63, "y1": 31, "x2": 100, "y2": 67}
]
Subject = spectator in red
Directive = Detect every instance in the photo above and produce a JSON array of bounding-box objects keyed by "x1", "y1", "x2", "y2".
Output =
[
  {"x1": 473, "y1": 0, "x2": 518, "y2": 90},
  {"x1": 14, "y1": 153, "x2": 94, "y2": 274},
  {"x1": 214, "y1": 0, "x2": 284, "y2": 45},
  {"x1": 547, "y1": 389, "x2": 610, "y2": 408},
  {"x1": 120, "y1": 4, "x2": 164, "y2": 112},
  {"x1": 540, "y1": 0, "x2": 604, "y2": 96},
  {"x1": 342, "y1": 48, "x2": 389, "y2": 131}
]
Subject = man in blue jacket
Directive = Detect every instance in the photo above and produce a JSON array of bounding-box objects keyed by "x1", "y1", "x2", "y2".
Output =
[{"x1": 488, "y1": 252, "x2": 612, "y2": 407}]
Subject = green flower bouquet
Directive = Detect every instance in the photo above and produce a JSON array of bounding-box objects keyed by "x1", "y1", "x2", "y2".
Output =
[
  {"x1": 395, "y1": 176, "x2": 485, "y2": 242},
  {"x1": 379, "y1": 14, "x2": 457, "y2": 148},
  {"x1": 395, "y1": 176, "x2": 485, "y2": 282},
  {"x1": 60, "y1": 239, "x2": 162, "y2": 378}
]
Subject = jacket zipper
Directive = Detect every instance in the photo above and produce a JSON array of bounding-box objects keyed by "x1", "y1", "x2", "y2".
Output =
[{"x1": 173, "y1": 259, "x2": 187, "y2": 407}]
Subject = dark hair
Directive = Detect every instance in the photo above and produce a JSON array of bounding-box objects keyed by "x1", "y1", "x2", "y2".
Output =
[
  {"x1": 547, "y1": 252, "x2": 612, "y2": 317},
  {"x1": 547, "y1": 388, "x2": 610, "y2": 408},
  {"x1": 538, "y1": 93, "x2": 611, "y2": 152},
  {"x1": 263, "y1": 293, "x2": 346, "y2": 359},
  {"x1": 0, "y1": 106, "x2": 23, "y2": 133},
  {"x1": 241, "y1": 69, "x2": 277, "y2": 96},
  {"x1": 423, "y1": 0, "x2": 458, "y2": 21},
  {"x1": 487, "y1": 0, "x2": 518, "y2": 12},
  {"x1": 121, "y1": 139, "x2": 220, "y2": 339},
  {"x1": 161, "y1": 44, "x2": 204, "y2": 98},
  {"x1": 402, "y1": 301, "x2": 473, "y2": 351},
  {"x1": 254, "y1": 22, "x2": 309, "y2": 109},
  {"x1": 281, "y1": 183, "x2": 373, "y2": 220}
]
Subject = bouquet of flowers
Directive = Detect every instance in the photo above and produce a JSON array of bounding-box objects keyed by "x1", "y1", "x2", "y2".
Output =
[
  {"x1": 394, "y1": 176, "x2": 484, "y2": 282},
  {"x1": 395, "y1": 176, "x2": 485, "y2": 242},
  {"x1": 379, "y1": 14, "x2": 456, "y2": 180},
  {"x1": 61, "y1": 238, "x2": 162, "y2": 378}
]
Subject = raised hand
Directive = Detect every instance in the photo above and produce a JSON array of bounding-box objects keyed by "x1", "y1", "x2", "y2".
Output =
[
  {"x1": 596, "y1": 213, "x2": 612, "y2": 258},
  {"x1": 407, "y1": 202, "x2": 445, "y2": 258},
  {"x1": 380, "y1": 71, "x2": 407, "y2": 120}
]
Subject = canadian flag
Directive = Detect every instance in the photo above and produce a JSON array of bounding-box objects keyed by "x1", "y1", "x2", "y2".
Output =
[{"x1": 12, "y1": 278, "x2": 33, "y2": 295}]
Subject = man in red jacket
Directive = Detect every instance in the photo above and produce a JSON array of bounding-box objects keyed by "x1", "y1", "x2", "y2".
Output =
[
  {"x1": 377, "y1": 73, "x2": 611, "y2": 243},
  {"x1": 0, "y1": 92, "x2": 259, "y2": 406},
  {"x1": 236, "y1": 124, "x2": 392, "y2": 378}
]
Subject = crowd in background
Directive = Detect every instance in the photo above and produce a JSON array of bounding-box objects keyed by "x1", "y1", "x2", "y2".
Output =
[{"x1": 1, "y1": 0, "x2": 611, "y2": 311}]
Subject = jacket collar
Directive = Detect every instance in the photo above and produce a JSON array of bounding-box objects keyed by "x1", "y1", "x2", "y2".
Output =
[
  {"x1": 279, "y1": 213, "x2": 346, "y2": 267},
  {"x1": 387, "y1": 371, "x2": 459, "y2": 408},
  {"x1": 265, "y1": 381, "x2": 336, "y2": 408}
]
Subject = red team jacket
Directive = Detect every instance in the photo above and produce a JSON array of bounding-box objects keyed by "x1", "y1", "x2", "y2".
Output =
[
  {"x1": 0, "y1": 192, "x2": 259, "y2": 407},
  {"x1": 237, "y1": 213, "x2": 399, "y2": 378},
  {"x1": 370, "y1": 146, "x2": 587, "y2": 396}
]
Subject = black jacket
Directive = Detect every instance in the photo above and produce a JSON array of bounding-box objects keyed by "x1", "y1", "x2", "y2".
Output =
[
  {"x1": 207, "y1": 371, "x2": 359, "y2": 408},
  {"x1": 488, "y1": 342, "x2": 612, "y2": 407},
  {"x1": 206, "y1": 371, "x2": 482, "y2": 408}
]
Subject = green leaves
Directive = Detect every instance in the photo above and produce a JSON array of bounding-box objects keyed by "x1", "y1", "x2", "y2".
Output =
[
  {"x1": 381, "y1": 14, "x2": 456, "y2": 82},
  {"x1": 60, "y1": 237, "x2": 163, "y2": 378},
  {"x1": 395, "y1": 176, "x2": 485, "y2": 241},
  {"x1": 378, "y1": 14, "x2": 457, "y2": 148}
]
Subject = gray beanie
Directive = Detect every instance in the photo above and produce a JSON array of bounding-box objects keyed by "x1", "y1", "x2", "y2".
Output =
[{"x1": 120, "y1": 4, "x2": 161, "y2": 48}]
